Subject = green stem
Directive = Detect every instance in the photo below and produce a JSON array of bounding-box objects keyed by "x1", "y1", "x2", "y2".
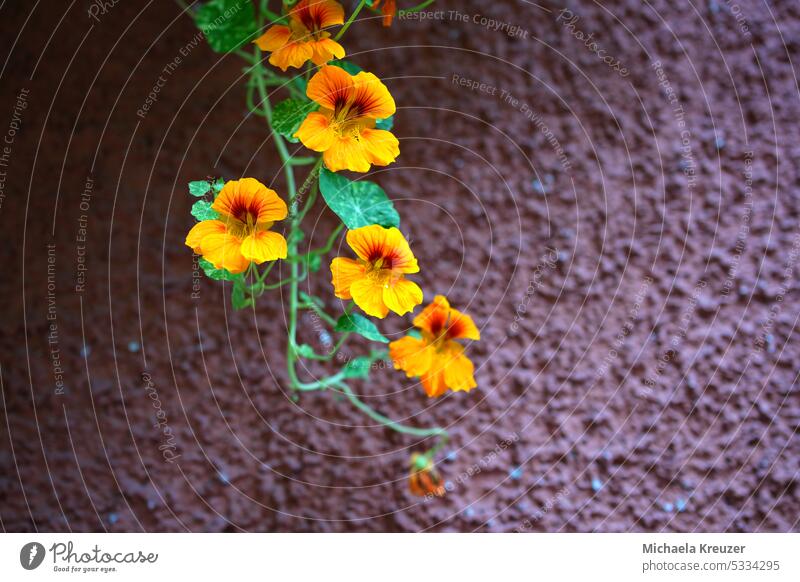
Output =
[
  {"x1": 300, "y1": 299, "x2": 338, "y2": 326},
  {"x1": 334, "y1": 381, "x2": 446, "y2": 438},
  {"x1": 302, "y1": 333, "x2": 350, "y2": 361},
  {"x1": 334, "y1": 0, "x2": 368, "y2": 41}
]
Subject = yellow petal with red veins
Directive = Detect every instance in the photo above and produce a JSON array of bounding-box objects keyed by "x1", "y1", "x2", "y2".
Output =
[
  {"x1": 446, "y1": 308, "x2": 481, "y2": 341},
  {"x1": 351, "y1": 72, "x2": 396, "y2": 119},
  {"x1": 270, "y1": 42, "x2": 314, "y2": 71},
  {"x1": 350, "y1": 277, "x2": 389, "y2": 318},
  {"x1": 240, "y1": 230, "x2": 288, "y2": 263},
  {"x1": 200, "y1": 233, "x2": 249, "y2": 274},
  {"x1": 295, "y1": 111, "x2": 336, "y2": 152},
  {"x1": 381, "y1": 226, "x2": 418, "y2": 273},
  {"x1": 413, "y1": 295, "x2": 451, "y2": 335},
  {"x1": 254, "y1": 25, "x2": 291, "y2": 52},
  {"x1": 360, "y1": 127, "x2": 400, "y2": 167},
  {"x1": 185, "y1": 220, "x2": 226, "y2": 253},
  {"x1": 212, "y1": 178, "x2": 287, "y2": 224},
  {"x1": 383, "y1": 278, "x2": 423, "y2": 316},
  {"x1": 297, "y1": 0, "x2": 345, "y2": 28},
  {"x1": 346, "y1": 224, "x2": 387, "y2": 262},
  {"x1": 307, "y1": 65, "x2": 353, "y2": 110},
  {"x1": 389, "y1": 336, "x2": 432, "y2": 377},
  {"x1": 330, "y1": 257, "x2": 365, "y2": 299},
  {"x1": 310, "y1": 38, "x2": 345, "y2": 65}
]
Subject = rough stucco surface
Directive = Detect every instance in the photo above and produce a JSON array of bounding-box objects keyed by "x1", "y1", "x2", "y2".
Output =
[{"x1": 1, "y1": 0, "x2": 798, "y2": 532}]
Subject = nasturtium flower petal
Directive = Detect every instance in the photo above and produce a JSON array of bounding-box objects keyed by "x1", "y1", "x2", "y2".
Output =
[
  {"x1": 186, "y1": 219, "x2": 226, "y2": 253},
  {"x1": 254, "y1": 25, "x2": 291, "y2": 52},
  {"x1": 389, "y1": 336, "x2": 432, "y2": 378},
  {"x1": 331, "y1": 257, "x2": 365, "y2": 299},
  {"x1": 351, "y1": 72, "x2": 396, "y2": 119},
  {"x1": 294, "y1": 111, "x2": 337, "y2": 151},
  {"x1": 383, "y1": 279, "x2": 423, "y2": 316},
  {"x1": 240, "y1": 230, "x2": 288, "y2": 263},
  {"x1": 350, "y1": 277, "x2": 390, "y2": 318},
  {"x1": 360, "y1": 127, "x2": 400, "y2": 167},
  {"x1": 200, "y1": 233, "x2": 250, "y2": 274}
]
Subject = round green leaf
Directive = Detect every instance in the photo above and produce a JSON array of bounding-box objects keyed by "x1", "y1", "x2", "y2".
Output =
[
  {"x1": 318, "y1": 168, "x2": 400, "y2": 229},
  {"x1": 335, "y1": 313, "x2": 389, "y2": 344}
]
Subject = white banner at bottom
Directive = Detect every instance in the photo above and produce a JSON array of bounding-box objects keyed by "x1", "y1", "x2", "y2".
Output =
[{"x1": 1, "y1": 533, "x2": 797, "y2": 581}]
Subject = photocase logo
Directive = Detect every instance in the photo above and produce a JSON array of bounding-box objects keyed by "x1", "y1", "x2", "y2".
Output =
[{"x1": 19, "y1": 542, "x2": 46, "y2": 570}]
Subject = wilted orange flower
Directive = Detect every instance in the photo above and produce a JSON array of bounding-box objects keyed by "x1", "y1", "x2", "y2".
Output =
[
  {"x1": 330, "y1": 225, "x2": 422, "y2": 318},
  {"x1": 185, "y1": 178, "x2": 288, "y2": 274},
  {"x1": 409, "y1": 453, "x2": 445, "y2": 497},
  {"x1": 372, "y1": 0, "x2": 396, "y2": 27},
  {"x1": 253, "y1": 0, "x2": 345, "y2": 71},
  {"x1": 390, "y1": 295, "x2": 480, "y2": 397},
  {"x1": 295, "y1": 65, "x2": 399, "y2": 172}
]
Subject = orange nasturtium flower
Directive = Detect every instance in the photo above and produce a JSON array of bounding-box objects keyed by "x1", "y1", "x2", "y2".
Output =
[
  {"x1": 409, "y1": 453, "x2": 445, "y2": 497},
  {"x1": 390, "y1": 295, "x2": 480, "y2": 397},
  {"x1": 331, "y1": 225, "x2": 422, "y2": 318},
  {"x1": 372, "y1": 0, "x2": 396, "y2": 27},
  {"x1": 185, "y1": 178, "x2": 288, "y2": 274},
  {"x1": 295, "y1": 65, "x2": 399, "y2": 172},
  {"x1": 253, "y1": 0, "x2": 345, "y2": 71}
]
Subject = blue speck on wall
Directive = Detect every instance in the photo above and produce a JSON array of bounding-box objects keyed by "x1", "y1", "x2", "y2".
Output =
[
  {"x1": 676, "y1": 498, "x2": 687, "y2": 512},
  {"x1": 663, "y1": 502, "x2": 674, "y2": 512},
  {"x1": 127, "y1": 341, "x2": 140, "y2": 353},
  {"x1": 464, "y1": 507, "x2": 475, "y2": 518},
  {"x1": 532, "y1": 179, "x2": 545, "y2": 194},
  {"x1": 108, "y1": 512, "x2": 119, "y2": 525},
  {"x1": 80, "y1": 344, "x2": 91, "y2": 357},
  {"x1": 146, "y1": 499, "x2": 156, "y2": 510},
  {"x1": 509, "y1": 466, "x2": 523, "y2": 480},
  {"x1": 218, "y1": 471, "x2": 230, "y2": 484},
  {"x1": 446, "y1": 450, "x2": 457, "y2": 462},
  {"x1": 591, "y1": 478, "x2": 603, "y2": 492}
]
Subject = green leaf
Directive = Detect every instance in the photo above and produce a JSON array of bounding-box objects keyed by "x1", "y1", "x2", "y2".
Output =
[
  {"x1": 231, "y1": 282, "x2": 253, "y2": 310},
  {"x1": 343, "y1": 356, "x2": 372, "y2": 379},
  {"x1": 329, "y1": 59, "x2": 363, "y2": 75},
  {"x1": 211, "y1": 177, "x2": 225, "y2": 194},
  {"x1": 296, "y1": 343, "x2": 316, "y2": 358},
  {"x1": 199, "y1": 257, "x2": 238, "y2": 281},
  {"x1": 335, "y1": 313, "x2": 389, "y2": 343},
  {"x1": 272, "y1": 98, "x2": 316, "y2": 142},
  {"x1": 194, "y1": 0, "x2": 257, "y2": 53},
  {"x1": 375, "y1": 116, "x2": 394, "y2": 131},
  {"x1": 189, "y1": 180, "x2": 211, "y2": 196},
  {"x1": 318, "y1": 168, "x2": 400, "y2": 229},
  {"x1": 306, "y1": 253, "x2": 322, "y2": 273},
  {"x1": 191, "y1": 199, "x2": 219, "y2": 221}
]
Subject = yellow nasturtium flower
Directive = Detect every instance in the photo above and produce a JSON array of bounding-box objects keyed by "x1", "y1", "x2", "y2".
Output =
[
  {"x1": 331, "y1": 225, "x2": 422, "y2": 318},
  {"x1": 295, "y1": 65, "x2": 399, "y2": 172},
  {"x1": 390, "y1": 295, "x2": 480, "y2": 397},
  {"x1": 253, "y1": 0, "x2": 345, "y2": 71},
  {"x1": 185, "y1": 178, "x2": 288, "y2": 274}
]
